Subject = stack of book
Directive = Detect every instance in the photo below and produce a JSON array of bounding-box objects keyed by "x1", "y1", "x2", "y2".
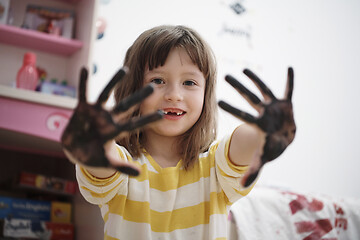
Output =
[{"x1": 0, "y1": 172, "x2": 76, "y2": 240}]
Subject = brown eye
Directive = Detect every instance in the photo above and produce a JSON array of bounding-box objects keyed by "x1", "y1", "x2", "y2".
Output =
[
  {"x1": 183, "y1": 80, "x2": 196, "y2": 86},
  {"x1": 151, "y1": 78, "x2": 164, "y2": 84}
]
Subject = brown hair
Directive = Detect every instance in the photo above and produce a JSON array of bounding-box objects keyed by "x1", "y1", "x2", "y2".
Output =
[{"x1": 114, "y1": 25, "x2": 217, "y2": 169}]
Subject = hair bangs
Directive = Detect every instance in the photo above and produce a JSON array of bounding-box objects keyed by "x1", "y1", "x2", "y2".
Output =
[{"x1": 145, "y1": 26, "x2": 209, "y2": 78}]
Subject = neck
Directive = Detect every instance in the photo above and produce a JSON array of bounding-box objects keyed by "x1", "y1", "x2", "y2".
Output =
[{"x1": 142, "y1": 132, "x2": 181, "y2": 167}]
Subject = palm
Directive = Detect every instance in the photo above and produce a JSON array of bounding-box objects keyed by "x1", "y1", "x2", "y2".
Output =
[
  {"x1": 219, "y1": 68, "x2": 296, "y2": 187},
  {"x1": 61, "y1": 67, "x2": 162, "y2": 176}
]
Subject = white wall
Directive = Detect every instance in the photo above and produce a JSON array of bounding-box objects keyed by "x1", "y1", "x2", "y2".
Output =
[{"x1": 90, "y1": 0, "x2": 360, "y2": 198}]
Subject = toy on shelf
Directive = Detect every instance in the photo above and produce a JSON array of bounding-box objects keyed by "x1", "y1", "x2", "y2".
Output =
[
  {"x1": 22, "y1": 5, "x2": 75, "y2": 39},
  {"x1": 39, "y1": 79, "x2": 76, "y2": 98}
]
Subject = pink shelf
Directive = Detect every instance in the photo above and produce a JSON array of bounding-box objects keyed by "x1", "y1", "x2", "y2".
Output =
[{"x1": 0, "y1": 24, "x2": 83, "y2": 56}]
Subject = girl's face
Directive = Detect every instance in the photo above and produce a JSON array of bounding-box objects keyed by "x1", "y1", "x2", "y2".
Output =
[{"x1": 140, "y1": 47, "x2": 206, "y2": 139}]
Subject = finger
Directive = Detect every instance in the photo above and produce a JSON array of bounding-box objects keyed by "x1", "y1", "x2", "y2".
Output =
[
  {"x1": 118, "y1": 111, "x2": 164, "y2": 132},
  {"x1": 241, "y1": 152, "x2": 263, "y2": 187},
  {"x1": 225, "y1": 75, "x2": 262, "y2": 111},
  {"x1": 243, "y1": 69, "x2": 276, "y2": 101},
  {"x1": 112, "y1": 85, "x2": 154, "y2": 114},
  {"x1": 241, "y1": 169, "x2": 260, "y2": 188},
  {"x1": 285, "y1": 67, "x2": 294, "y2": 101},
  {"x1": 115, "y1": 165, "x2": 140, "y2": 176},
  {"x1": 79, "y1": 67, "x2": 88, "y2": 103},
  {"x1": 111, "y1": 160, "x2": 141, "y2": 176},
  {"x1": 218, "y1": 101, "x2": 257, "y2": 124},
  {"x1": 102, "y1": 111, "x2": 163, "y2": 140},
  {"x1": 96, "y1": 67, "x2": 128, "y2": 105},
  {"x1": 106, "y1": 151, "x2": 141, "y2": 176}
]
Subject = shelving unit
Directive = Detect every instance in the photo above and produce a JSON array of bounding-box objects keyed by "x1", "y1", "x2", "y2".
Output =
[
  {"x1": 0, "y1": 0, "x2": 95, "y2": 152},
  {"x1": 0, "y1": 0, "x2": 104, "y2": 239}
]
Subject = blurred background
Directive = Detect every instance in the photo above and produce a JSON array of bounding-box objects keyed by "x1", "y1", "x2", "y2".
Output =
[{"x1": 89, "y1": 0, "x2": 360, "y2": 199}]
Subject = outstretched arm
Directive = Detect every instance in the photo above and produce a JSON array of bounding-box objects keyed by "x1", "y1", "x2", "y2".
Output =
[
  {"x1": 61, "y1": 67, "x2": 163, "y2": 178},
  {"x1": 219, "y1": 67, "x2": 296, "y2": 187}
]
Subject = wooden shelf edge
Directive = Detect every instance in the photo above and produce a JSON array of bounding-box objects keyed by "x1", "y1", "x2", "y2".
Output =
[
  {"x1": 0, "y1": 143, "x2": 66, "y2": 159},
  {"x1": 0, "y1": 24, "x2": 83, "y2": 56},
  {"x1": 0, "y1": 128, "x2": 66, "y2": 158},
  {"x1": 0, "y1": 85, "x2": 77, "y2": 110}
]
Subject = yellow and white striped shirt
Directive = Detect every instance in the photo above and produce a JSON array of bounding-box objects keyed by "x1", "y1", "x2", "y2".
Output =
[{"x1": 76, "y1": 135, "x2": 254, "y2": 240}]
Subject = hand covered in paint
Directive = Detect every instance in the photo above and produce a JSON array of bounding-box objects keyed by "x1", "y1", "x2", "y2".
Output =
[
  {"x1": 61, "y1": 67, "x2": 163, "y2": 176},
  {"x1": 218, "y1": 68, "x2": 296, "y2": 187}
]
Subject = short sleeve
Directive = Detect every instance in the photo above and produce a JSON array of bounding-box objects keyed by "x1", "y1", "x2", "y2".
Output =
[
  {"x1": 214, "y1": 132, "x2": 256, "y2": 204},
  {"x1": 75, "y1": 145, "x2": 131, "y2": 205}
]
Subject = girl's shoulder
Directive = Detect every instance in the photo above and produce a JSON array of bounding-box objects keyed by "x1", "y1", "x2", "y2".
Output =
[{"x1": 200, "y1": 135, "x2": 231, "y2": 158}]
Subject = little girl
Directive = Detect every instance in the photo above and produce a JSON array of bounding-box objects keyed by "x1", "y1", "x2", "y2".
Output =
[{"x1": 62, "y1": 25, "x2": 296, "y2": 239}]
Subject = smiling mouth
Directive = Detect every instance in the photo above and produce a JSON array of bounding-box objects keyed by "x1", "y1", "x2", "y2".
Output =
[{"x1": 161, "y1": 109, "x2": 186, "y2": 116}]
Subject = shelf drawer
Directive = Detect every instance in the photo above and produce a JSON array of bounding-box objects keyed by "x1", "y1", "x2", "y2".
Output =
[{"x1": 0, "y1": 96, "x2": 73, "y2": 142}]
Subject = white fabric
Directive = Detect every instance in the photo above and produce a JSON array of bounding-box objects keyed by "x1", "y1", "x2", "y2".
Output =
[{"x1": 230, "y1": 186, "x2": 360, "y2": 240}]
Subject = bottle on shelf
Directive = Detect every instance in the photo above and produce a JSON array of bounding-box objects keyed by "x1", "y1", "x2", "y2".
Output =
[{"x1": 16, "y1": 52, "x2": 39, "y2": 90}]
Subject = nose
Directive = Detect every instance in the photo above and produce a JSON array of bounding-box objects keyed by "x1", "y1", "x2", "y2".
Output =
[{"x1": 164, "y1": 84, "x2": 183, "y2": 102}]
